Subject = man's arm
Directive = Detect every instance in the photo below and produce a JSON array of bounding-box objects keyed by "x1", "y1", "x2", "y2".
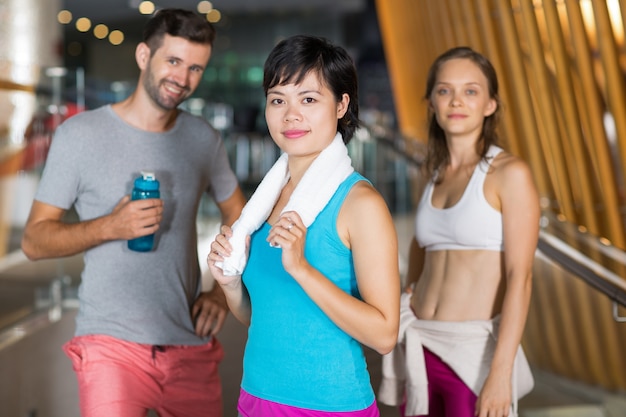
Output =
[
  {"x1": 216, "y1": 186, "x2": 246, "y2": 227},
  {"x1": 21, "y1": 196, "x2": 163, "y2": 260},
  {"x1": 191, "y1": 185, "x2": 247, "y2": 336}
]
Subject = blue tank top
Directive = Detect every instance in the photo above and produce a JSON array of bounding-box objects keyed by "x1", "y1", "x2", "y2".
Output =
[{"x1": 240, "y1": 172, "x2": 375, "y2": 412}]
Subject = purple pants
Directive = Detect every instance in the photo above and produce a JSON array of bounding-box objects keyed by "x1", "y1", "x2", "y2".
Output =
[{"x1": 400, "y1": 347, "x2": 477, "y2": 417}]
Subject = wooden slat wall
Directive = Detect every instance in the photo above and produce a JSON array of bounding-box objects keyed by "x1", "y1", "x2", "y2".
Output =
[{"x1": 375, "y1": 0, "x2": 626, "y2": 391}]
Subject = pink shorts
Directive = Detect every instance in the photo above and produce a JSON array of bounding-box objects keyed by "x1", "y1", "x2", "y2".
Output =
[{"x1": 63, "y1": 334, "x2": 224, "y2": 417}]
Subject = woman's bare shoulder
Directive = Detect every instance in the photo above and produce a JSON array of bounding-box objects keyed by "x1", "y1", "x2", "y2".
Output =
[
  {"x1": 344, "y1": 180, "x2": 386, "y2": 207},
  {"x1": 342, "y1": 180, "x2": 394, "y2": 224},
  {"x1": 483, "y1": 150, "x2": 538, "y2": 211},
  {"x1": 491, "y1": 150, "x2": 535, "y2": 185},
  {"x1": 338, "y1": 179, "x2": 396, "y2": 246}
]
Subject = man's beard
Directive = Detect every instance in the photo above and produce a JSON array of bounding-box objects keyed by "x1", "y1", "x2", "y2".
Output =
[{"x1": 143, "y1": 65, "x2": 190, "y2": 111}]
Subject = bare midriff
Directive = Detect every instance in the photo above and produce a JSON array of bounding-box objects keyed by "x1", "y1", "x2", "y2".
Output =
[{"x1": 411, "y1": 249, "x2": 505, "y2": 321}]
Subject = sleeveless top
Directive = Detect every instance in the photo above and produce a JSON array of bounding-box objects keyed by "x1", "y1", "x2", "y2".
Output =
[
  {"x1": 240, "y1": 172, "x2": 376, "y2": 412},
  {"x1": 415, "y1": 146, "x2": 504, "y2": 252}
]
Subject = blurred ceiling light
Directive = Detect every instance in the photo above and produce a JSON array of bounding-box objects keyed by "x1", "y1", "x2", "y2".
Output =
[
  {"x1": 94, "y1": 24, "x2": 109, "y2": 39},
  {"x1": 76, "y1": 17, "x2": 92, "y2": 32},
  {"x1": 139, "y1": 1, "x2": 155, "y2": 15},
  {"x1": 109, "y1": 30, "x2": 125, "y2": 45},
  {"x1": 207, "y1": 9, "x2": 221, "y2": 23},
  {"x1": 57, "y1": 10, "x2": 72, "y2": 24},
  {"x1": 197, "y1": 1, "x2": 213, "y2": 14}
]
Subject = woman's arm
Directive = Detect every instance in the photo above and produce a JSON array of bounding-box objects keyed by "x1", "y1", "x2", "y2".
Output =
[
  {"x1": 207, "y1": 226, "x2": 252, "y2": 326},
  {"x1": 477, "y1": 155, "x2": 540, "y2": 416},
  {"x1": 405, "y1": 238, "x2": 425, "y2": 292},
  {"x1": 275, "y1": 182, "x2": 401, "y2": 355},
  {"x1": 405, "y1": 164, "x2": 429, "y2": 292}
]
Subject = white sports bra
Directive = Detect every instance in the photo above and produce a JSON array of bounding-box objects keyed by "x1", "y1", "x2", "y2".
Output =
[{"x1": 415, "y1": 146, "x2": 504, "y2": 252}]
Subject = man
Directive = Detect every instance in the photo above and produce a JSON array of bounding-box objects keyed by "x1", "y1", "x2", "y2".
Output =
[{"x1": 21, "y1": 9, "x2": 246, "y2": 417}]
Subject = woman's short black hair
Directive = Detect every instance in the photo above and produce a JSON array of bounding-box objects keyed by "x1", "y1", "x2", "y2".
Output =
[{"x1": 263, "y1": 35, "x2": 360, "y2": 143}]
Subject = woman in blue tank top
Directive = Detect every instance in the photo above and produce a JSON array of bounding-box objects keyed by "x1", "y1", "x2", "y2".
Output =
[{"x1": 207, "y1": 35, "x2": 400, "y2": 417}]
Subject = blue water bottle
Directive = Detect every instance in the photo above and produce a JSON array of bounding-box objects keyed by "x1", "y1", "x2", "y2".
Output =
[{"x1": 128, "y1": 171, "x2": 160, "y2": 252}]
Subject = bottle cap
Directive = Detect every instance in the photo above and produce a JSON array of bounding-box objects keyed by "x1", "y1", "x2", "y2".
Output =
[
  {"x1": 134, "y1": 171, "x2": 159, "y2": 190},
  {"x1": 142, "y1": 171, "x2": 156, "y2": 181}
]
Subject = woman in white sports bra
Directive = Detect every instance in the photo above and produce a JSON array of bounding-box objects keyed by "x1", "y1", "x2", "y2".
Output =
[{"x1": 400, "y1": 47, "x2": 540, "y2": 417}]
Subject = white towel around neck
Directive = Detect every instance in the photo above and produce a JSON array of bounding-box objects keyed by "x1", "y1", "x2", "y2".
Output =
[{"x1": 216, "y1": 132, "x2": 354, "y2": 276}]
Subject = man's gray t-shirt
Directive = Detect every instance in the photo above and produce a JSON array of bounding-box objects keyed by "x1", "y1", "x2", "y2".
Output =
[{"x1": 35, "y1": 105, "x2": 239, "y2": 345}]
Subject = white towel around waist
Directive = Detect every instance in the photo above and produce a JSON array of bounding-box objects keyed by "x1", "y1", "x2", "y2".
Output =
[{"x1": 378, "y1": 292, "x2": 534, "y2": 416}]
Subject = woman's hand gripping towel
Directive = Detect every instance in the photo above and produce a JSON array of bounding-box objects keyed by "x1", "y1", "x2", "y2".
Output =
[{"x1": 216, "y1": 133, "x2": 354, "y2": 276}]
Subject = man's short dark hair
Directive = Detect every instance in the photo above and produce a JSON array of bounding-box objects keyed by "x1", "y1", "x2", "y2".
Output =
[{"x1": 143, "y1": 8, "x2": 216, "y2": 55}]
